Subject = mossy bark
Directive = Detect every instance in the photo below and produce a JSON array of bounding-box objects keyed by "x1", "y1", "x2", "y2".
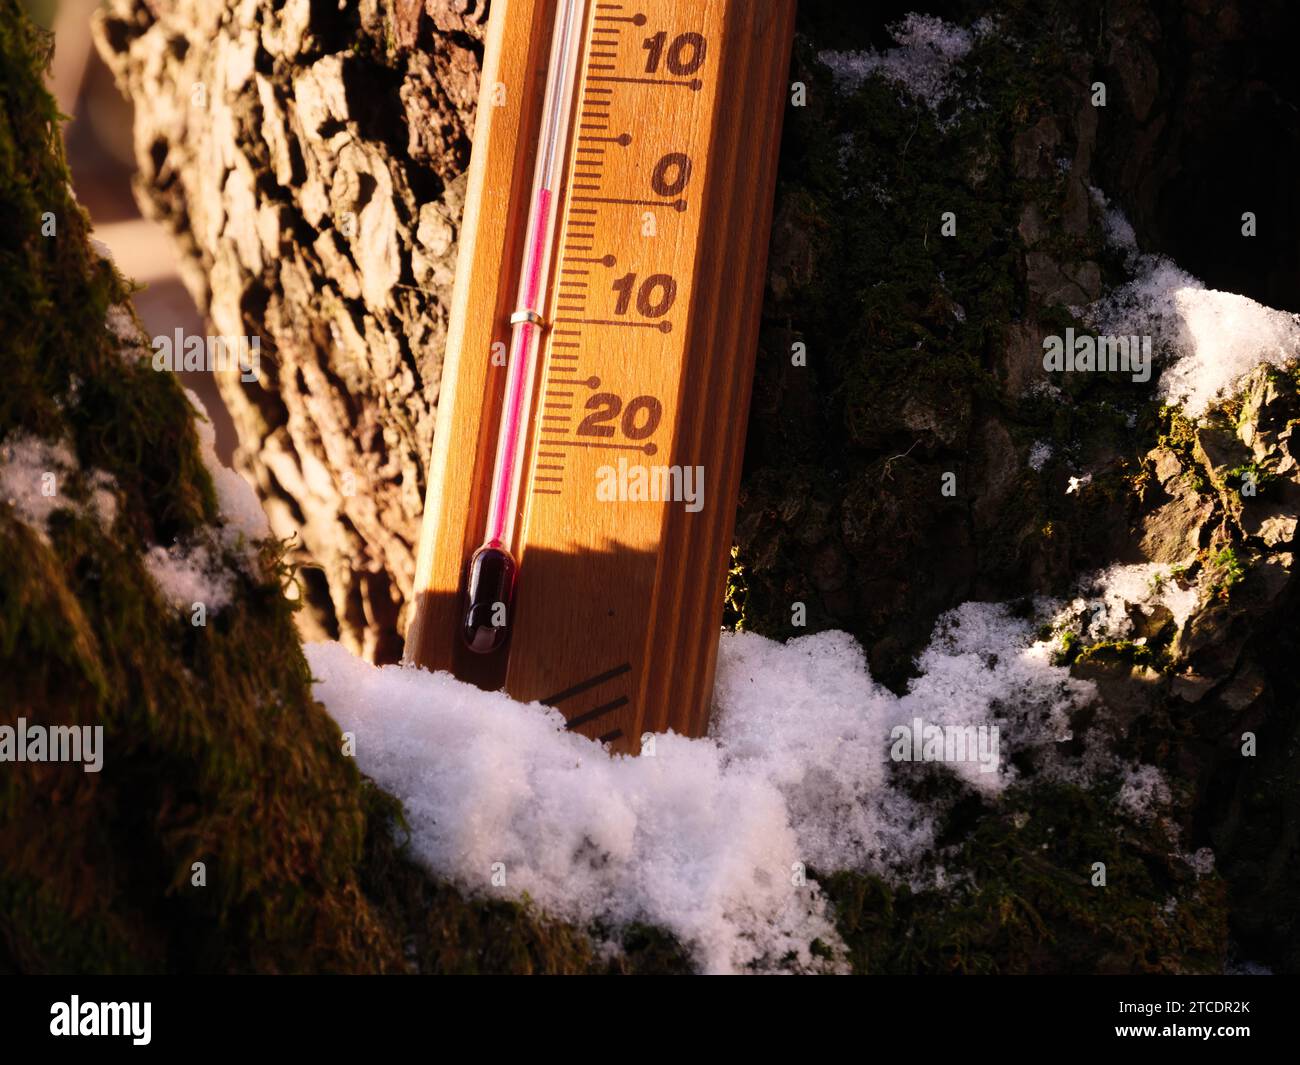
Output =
[{"x1": 2, "y1": 1, "x2": 654, "y2": 974}]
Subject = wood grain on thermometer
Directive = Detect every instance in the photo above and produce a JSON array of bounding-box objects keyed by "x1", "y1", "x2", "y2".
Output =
[{"x1": 405, "y1": 0, "x2": 797, "y2": 753}]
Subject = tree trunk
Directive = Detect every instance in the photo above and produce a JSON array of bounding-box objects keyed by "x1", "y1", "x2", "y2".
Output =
[{"x1": 95, "y1": 0, "x2": 489, "y2": 662}]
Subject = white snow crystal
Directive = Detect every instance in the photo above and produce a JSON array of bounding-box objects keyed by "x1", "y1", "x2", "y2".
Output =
[
  {"x1": 183, "y1": 388, "x2": 270, "y2": 545},
  {"x1": 820, "y1": 14, "x2": 989, "y2": 121},
  {"x1": 0, "y1": 433, "x2": 118, "y2": 539},
  {"x1": 144, "y1": 542, "x2": 235, "y2": 611},
  {"x1": 1028, "y1": 440, "x2": 1053, "y2": 470},
  {"x1": 307, "y1": 639, "x2": 847, "y2": 975},
  {"x1": 1086, "y1": 192, "x2": 1300, "y2": 416}
]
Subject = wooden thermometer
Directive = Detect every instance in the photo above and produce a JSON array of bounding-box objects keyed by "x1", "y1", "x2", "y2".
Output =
[{"x1": 405, "y1": 0, "x2": 796, "y2": 752}]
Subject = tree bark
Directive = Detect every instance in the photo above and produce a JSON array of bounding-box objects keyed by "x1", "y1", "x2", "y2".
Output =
[{"x1": 95, "y1": 0, "x2": 489, "y2": 662}]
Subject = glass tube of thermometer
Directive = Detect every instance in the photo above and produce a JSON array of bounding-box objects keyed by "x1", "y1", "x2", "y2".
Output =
[{"x1": 462, "y1": 0, "x2": 588, "y2": 653}]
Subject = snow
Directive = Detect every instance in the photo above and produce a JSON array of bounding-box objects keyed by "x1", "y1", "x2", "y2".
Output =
[
  {"x1": 87, "y1": 475, "x2": 118, "y2": 528},
  {"x1": 1118, "y1": 763, "x2": 1171, "y2": 822},
  {"x1": 308, "y1": 637, "x2": 848, "y2": 975},
  {"x1": 0, "y1": 426, "x2": 241, "y2": 611},
  {"x1": 106, "y1": 304, "x2": 147, "y2": 349},
  {"x1": 1060, "y1": 561, "x2": 1200, "y2": 640},
  {"x1": 0, "y1": 433, "x2": 118, "y2": 539},
  {"x1": 0, "y1": 435, "x2": 78, "y2": 536},
  {"x1": 712, "y1": 630, "x2": 934, "y2": 873},
  {"x1": 899, "y1": 601, "x2": 1093, "y2": 793},
  {"x1": 1, "y1": 385, "x2": 268, "y2": 623},
  {"x1": 1086, "y1": 192, "x2": 1300, "y2": 416},
  {"x1": 183, "y1": 388, "x2": 270, "y2": 545},
  {"x1": 820, "y1": 15, "x2": 992, "y2": 123},
  {"x1": 137, "y1": 391, "x2": 271, "y2": 614},
  {"x1": 306, "y1": 575, "x2": 1174, "y2": 972},
  {"x1": 143, "y1": 542, "x2": 235, "y2": 611},
  {"x1": 1028, "y1": 440, "x2": 1053, "y2": 470},
  {"x1": 105, "y1": 304, "x2": 153, "y2": 367},
  {"x1": 1088, "y1": 185, "x2": 1137, "y2": 255}
]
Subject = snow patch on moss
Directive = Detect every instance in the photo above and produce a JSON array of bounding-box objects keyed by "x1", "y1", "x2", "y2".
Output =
[
  {"x1": 139, "y1": 391, "x2": 271, "y2": 614},
  {"x1": 1086, "y1": 190, "x2": 1300, "y2": 416},
  {"x1": 307, "y1": 573, "x2": 1181, "y2": 971},
  {"x1": 143, "y1": 541, "x2": 235, "y2": 611},
  {"x1": 1059, "y1": 561, "x2": 1200, "y2": 639},
  {"x1": 820, "y1": 14, "x2": 993, "y2": 123},
  {"x1": 183, "y1": 388, "x2": 270, "y2": 547},
  {"x1": 0, "y1": 432, "x2": 118, "y2": 538}
]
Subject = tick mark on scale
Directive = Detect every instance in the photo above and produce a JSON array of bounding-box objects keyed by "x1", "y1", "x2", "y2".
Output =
[
  {"x1": 542, "y1": 437, "x2": 658, "y2": 456},
  {"x1": 589, "y1": 76, "x2": 701, "y2": 91}
]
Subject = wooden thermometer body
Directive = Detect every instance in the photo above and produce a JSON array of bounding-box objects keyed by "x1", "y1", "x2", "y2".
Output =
[{"x1": 405, "y1": 0, "x2": 797, "y2": 752}]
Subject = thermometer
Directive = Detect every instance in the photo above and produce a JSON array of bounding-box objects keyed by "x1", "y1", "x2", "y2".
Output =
[{"x1": 406, "y1": 0, "x2": 797, "y2": 752}]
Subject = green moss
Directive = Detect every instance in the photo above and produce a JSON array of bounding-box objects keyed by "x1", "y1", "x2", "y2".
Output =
[
  {"x1": 822, "y1": 782, "x2": 1227, "y2": 974},
  {"x1": 1078, "y1": 638, "x2": 1162, "y2": 670},
  {"x1": 1226, "y1": 460, "x2": 1278, "y2": 499},
  {"x1": 1051, "y1": 629, "x2": 1080, "y2": 665},
  {"x1": 1053, "y1": 632, "x2": 1166, "y2": 671},
  {"x1": 1208, "y1": 547, "x2": 1246, "y2": 598},
  {"x1": 722, "y1": 545, "x2": 749, "y2": 631},
  {"x1": 1153, "y1": 406, "x2": 1214, "y2": 495}
]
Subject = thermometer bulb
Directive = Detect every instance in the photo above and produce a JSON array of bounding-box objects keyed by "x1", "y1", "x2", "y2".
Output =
[{"x1": 462, "y1": 541, "x2": 517, "y2": 653}]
